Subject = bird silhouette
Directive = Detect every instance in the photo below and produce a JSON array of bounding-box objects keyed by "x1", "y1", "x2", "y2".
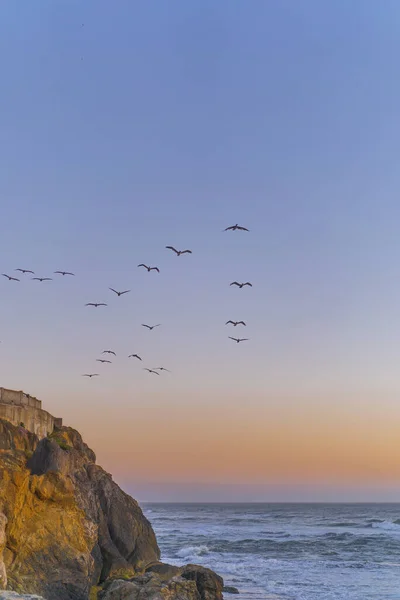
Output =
[
  {"x1": 32, "y1": 277, "x2": 52, "y2": 282},
  {"x1": 85, "y1": 302, "x2": 107, "y2": 307},
  {"x1": 137, "y1": 264, "x2": 160, "y2": 272},
  {"x1": 109, "y1": 288, "x2": 130, "y2": 296},
  {"x1": 226, "y1": 320, "x2": 247, "y2": 327},
  {"x1": 96, "y1": 359, "x2": 112, "y2": 364},
  {"x1": 129, "y1": 354, "x2": 142, "y2": 360},
  {"x1": 54, "y1": 271, "x2": 75, "y2": 276},
  {"x1": 230, "y1": 281, "x2": 252, "y2": 288},
  {"x1": 153, "y1": 367, "x2": 171, "y2": 372},
  {"x1": 15, "y1": 269, "x2": 34, "y2": 274},
  {"x1": 141, "y1": 324, "x2": 161, "y2": 330},
  {"x1": 102, "y1": 350, "x2": 116, "y2": 356},
  {"x1": 2, "y1": 274, "x2": 20, "y2": 281},
  {"x1": 165, "y1": 246, "x2": 192, "y2": 256},
  {"x1": 224, "y1": 224, "x2": 249, "y2": 231},
  {"x1": 82, "y1": 374, "x2": 99, "y2": 378},
  {"x1": 143, "y1": 368, "x2": 160, "y2": 375},
  {"x1": 229, "y1": 337, "x2": 249, "y2": 343}
]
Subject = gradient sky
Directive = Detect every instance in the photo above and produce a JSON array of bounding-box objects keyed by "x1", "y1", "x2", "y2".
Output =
[{"x1": 2, "y1": 1, "x2": 400, "y2": 501}]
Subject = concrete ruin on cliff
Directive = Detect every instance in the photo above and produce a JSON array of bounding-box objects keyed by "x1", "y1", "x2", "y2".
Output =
[{"x1": 0, "y1": 388, "x2": 62, "y2": 440}]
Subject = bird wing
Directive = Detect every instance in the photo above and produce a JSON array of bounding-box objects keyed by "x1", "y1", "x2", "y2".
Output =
[
  {"x1": 98, "y1": 303, "x2": 107, "y2": 306},
  {"x1": 244, "y1": 282, "x2": 252, "y2": 286},
  {"x1": 166, "y1": 246, "x2": 178, "y2": 253},
  {"x1": 152, "y1": 370, "x2": 160, "y2": 375},
  {"x1": 238, "y1": 321, "x2": 246, "y2": 326},
  {"x1": 141, "y1": 324, "x2": 151, "y2": 329},
  {"x1": 239, "y1": 338, "x2": 249, "y2": 341},
  {"x1": 54, "y1": 271, "x2": 63, "y2": 274},
  {"x1": 120, "y1": 290, "x2": 130, "y2": 295},
  {"x1": 109, "y1": 288, "x2": 118, "y2": 294},
  {"x1": 230, "y1": 282, "x2": 240, "y2": 286},
  {"x1": 238, "y1": 226, "x2": 249, "y2": 231},
  {"x1": 43, "y1": 278, "x2": 52, "y2": 281},
  {"x1": 153, "y1": 324, "x2": 161, "y2": 327},
  {"x1": 226, "y1": 320, "x2": 235, "y2": 325},
  {"x1": 2, "y1": 274, "x2": 9, "y2": 278},
  {"x1": 32, "y1": 277, "x2": 40, "y2": 281},
  {"x1": 181, "y1": 250, "x2": 192, "y2": 254},
  {"x1": 224, "y1": 226, "x2": 234, "y2": 231},
  {"x1": 228, "y1": 337, "x2": 237, "y2": 341},
  {"x1": 137, "y1": 264, "x2": 147, "y2": 268},
  {"x1": 110, "y1": 351, "x2": 116, "y2": 356},
  {"x1": 151, "y1": 267, "x2": 160, "y2": 272}
]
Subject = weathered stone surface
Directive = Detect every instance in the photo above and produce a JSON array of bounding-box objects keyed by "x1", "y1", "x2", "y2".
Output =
[
  {"x1": 99, "y1": 572, "x2": 201, "y2": 600},
  {"x1": 222, "y1": 587, "x2": 239, "y2": 595},
  {"x1": 0, "y1": 420, "x2": 160, "y2": 600},
  {"x1": 0, "y1": 513, "x2": 7, "y2": 590},
  {"x1": 145, "y1": 562, "x2": 182, "y2": 581},
  {"x1": 0, "y1": 594, "x2": 46, "y2": 599},
  {"x1": 181, "y1": 566, "x2": 223, "y2": 600}
]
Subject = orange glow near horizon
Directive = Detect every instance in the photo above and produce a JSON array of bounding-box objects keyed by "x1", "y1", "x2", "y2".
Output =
[{"x1": 60, "y1": 389, "x2": 400, "y2": 490}]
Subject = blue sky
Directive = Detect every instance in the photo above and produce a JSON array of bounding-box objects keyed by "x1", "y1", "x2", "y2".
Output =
[{"x1": 1, "y1": 1, "x2": 400, "y2": 501}]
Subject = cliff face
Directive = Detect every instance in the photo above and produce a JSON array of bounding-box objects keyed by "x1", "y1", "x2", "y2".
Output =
[{"x1": 0, "y1": 419, "x2": 160, "y2": 600}]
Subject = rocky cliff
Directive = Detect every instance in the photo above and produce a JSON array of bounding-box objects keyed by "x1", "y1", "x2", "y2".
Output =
[
  {"x1": 0, "y1": 420, "x2": 223, "y2": 600},
  {"x1": 0, "y1": 419, "x2": 164, "y2": 599}
]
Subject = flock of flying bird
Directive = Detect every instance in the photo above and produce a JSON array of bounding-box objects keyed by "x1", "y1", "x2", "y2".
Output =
[{"x1": 2, "y1": 224, "x2": 251, "y2": 379}]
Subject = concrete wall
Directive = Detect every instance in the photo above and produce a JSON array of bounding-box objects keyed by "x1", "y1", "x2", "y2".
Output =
[
  {"x1": 0, "y1": 388, "x2": 41, "y2": 410},
  {"x1": 0, "y1": 388, "x2": 62, "y2": 439}
]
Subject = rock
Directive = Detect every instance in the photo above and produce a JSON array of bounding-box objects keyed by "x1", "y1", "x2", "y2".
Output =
[
  {"x1": 0, "y1": 594, "x2": 46, "y2": 599},
  {"x1": 0, "y1": 420, "x2": 160, "y2": 600},
  {"x1": 145, "y1": 562, "x2": 182, "y2": 581},
  {"x1": 99, "y1": 572, "x2": 201, "y2": 600},
  {"x1": 0, "y1": 513, "x2": 7, "y2": 589},
  {"x1": 222, "y1": 586, "x2": 239, "y2": 594},
  {"x1": 181, "y1": 565, "x2": 224, "y2": 600}
]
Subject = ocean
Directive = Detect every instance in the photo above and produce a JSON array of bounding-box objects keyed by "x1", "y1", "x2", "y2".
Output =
[{"x1": 143, "y1": 503, "x2": 400, "y2": 600}]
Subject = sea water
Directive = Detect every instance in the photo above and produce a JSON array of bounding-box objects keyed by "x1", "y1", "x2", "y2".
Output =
[{"x1": 143, "y1": 503, "x2": 400, "y2": 600}]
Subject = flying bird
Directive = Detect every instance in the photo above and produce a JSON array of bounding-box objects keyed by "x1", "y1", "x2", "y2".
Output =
[
  {"x1": 82, "y1": 374, "x2": 99, "y2": 378},
  {"x1": 15, "y1": 269, "x2": 34, "y2": 274},
  {"x1": 129, "y1": 354, "x2": 142, "y2": 361},
  {"x1": 109, "y1": 288, "x2": 130, "y2": 296},
  {"x1": 141, "y1": 324, "x2": 161, "y2": 330},
  {"x1": 2, "y1": 274, "x2": 20, "y2": 281},
  {"x1": 85, "y1": 302, "x2": 107, "y2": 307},
  {"x1": 224, "y1": 224, "x2": 249, "y2": 231},
  {"x1": 230, "y1": 281, "x2": 252, "y2": 288},
  {"x1": 165, "y1": 246, "x2": 192, "y2": 256},
  {"x1": 137, "y1": 264, "x2": 160, "y2": 272},
  {"x1": 143, "y1": 368, "x2": 160, "y2": 375},
  {"x1": 54, "y1": 271, "x2": 75, "y2": 276},
  {"x1": 96, "y1": 359, "x2": 112, "y2": 364},
  {"x1": 32, "y1": 277, "x2": 52, "y2": 282},
  {"x1": 226, "y1": 320, "x2": 247, "y2": 327},
  {"x1": 153, "y1": 367, "x2": 171, "y2": 373},
  {"x1": 229, "y1": 337, "x2": 249, "y2": 343},
  {"x1": 102, "y1": 350, "x2": 116, "y2": 356}
]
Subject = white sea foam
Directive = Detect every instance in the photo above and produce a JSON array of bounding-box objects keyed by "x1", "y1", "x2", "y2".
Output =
[{"x1": 148, "y1": 503, "x2": 400, "y2": 599}]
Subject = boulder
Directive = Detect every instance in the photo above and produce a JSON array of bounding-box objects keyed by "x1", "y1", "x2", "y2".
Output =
[
  {"x1": 181, "y1": 565, "x2": 223, "y2": 600},
  {"x1": 145, "y1": 562, "x2": 182, "y2": 581},
  {"x1": 222, "y1": 587, "x2": 239, "y2": 595},
  {"x1": 99, "y1": 572, "x2": 200, "y2": 600}
]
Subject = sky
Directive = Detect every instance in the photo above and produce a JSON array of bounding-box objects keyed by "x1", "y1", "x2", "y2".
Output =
[{"x1": 1, "y1": 0, "x2": 400, "y2": 502}]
